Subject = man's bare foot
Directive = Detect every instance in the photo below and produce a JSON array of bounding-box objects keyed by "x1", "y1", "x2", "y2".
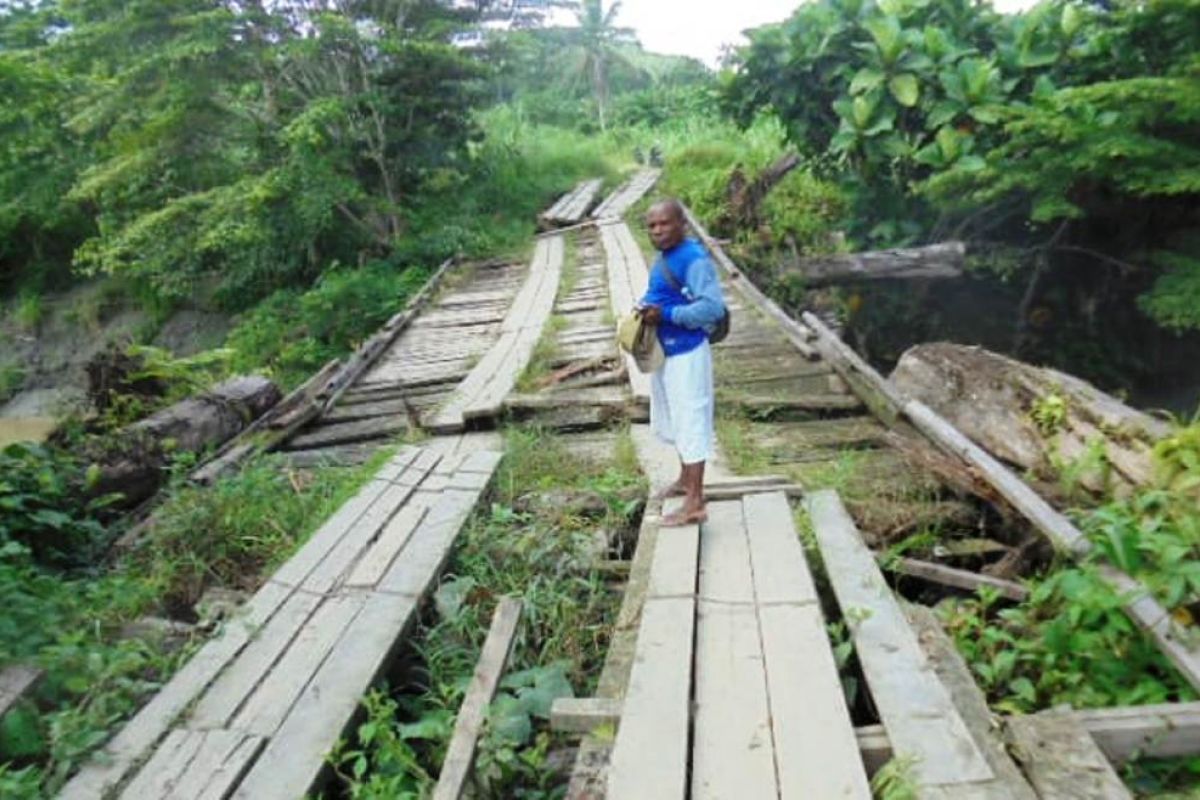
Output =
[
  {"x1": 653, "y1": 482, "x2": 687, "y2": 501},
  {"x1": 660, "y1": 507, "x2": 707, "y2": 527}
]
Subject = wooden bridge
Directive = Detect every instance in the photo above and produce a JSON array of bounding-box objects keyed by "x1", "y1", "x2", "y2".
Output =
[{"x1": 59, "y1": 172, "x2": 1200, "y2": 799}]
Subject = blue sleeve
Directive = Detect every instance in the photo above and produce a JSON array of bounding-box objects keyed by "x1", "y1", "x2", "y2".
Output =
[{"x1": 668, "y1": 255, "x2": 726, "y2": 329}]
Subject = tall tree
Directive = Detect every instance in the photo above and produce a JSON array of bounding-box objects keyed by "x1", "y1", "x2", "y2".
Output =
[{"x1": 569, "y1": 0, "x2": 635, "y2": 130}]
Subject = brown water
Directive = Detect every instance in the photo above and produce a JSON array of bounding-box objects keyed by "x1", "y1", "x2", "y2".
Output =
[{"x1": 0, "y1": 418, "x2": 57, "y2": 448}]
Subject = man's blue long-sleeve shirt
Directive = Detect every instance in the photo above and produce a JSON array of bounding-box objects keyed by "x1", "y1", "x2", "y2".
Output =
[{"x1": 641, "y1": 238, "x2": 726, "y2": 356}]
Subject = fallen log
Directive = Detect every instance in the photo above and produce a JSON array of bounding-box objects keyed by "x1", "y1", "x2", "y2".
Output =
[
  {"x1": 90, "y1": 375, "x2": 281, "y2": 508},
  {"x1": 782, "y1": 242, "x2": 964, "y2": 287},
  {"x1": 891, "y1": 342, "x2": 1169, "y2": 497}
]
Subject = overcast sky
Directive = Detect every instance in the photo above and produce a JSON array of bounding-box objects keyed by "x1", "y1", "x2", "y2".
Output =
[{"x1": 610, "y1": 0, "x2": 1040, "y2": 66}]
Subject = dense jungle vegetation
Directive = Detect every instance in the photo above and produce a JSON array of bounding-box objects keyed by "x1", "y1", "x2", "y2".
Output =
[{"x1": 1, "y1": 0, "x2": 1198, "y2": 795}]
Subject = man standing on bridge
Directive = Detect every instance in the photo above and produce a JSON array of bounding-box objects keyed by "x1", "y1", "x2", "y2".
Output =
[{"x1": 638, "y1": 198, "x2": 726, "y2": 527}]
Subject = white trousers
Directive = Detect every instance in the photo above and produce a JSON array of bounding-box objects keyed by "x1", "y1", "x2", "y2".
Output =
[{"x1": 650, "y1": 340, "x2": 714, "y2": 465}]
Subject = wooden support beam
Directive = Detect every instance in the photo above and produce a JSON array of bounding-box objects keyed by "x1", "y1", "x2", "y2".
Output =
[
  {"x1": 906, "y1": 604, "x2": 1039, "y2": 799},
  {"x1": 679, "y1": 203, "x2": 819, "y2": 360},
  {"x1": 883, "y1": 555, "x2": 1029, "y2": 602},
  {"x1": 551, "y1": 697, "x2": 622, "y2": 734},
  {"x1": 433, "y1": 597, "x2": 523, "y2": 800},
  {"x1": 1006, "y1": 710, "x2": 1132, "y2": 799}
]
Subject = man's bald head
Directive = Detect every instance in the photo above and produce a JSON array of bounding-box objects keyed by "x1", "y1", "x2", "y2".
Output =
[{"x1": 646, "y1": 197, "x2": 687, "y2": 251}]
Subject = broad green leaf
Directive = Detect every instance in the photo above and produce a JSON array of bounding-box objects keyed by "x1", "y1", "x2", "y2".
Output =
[
  {"x1": 936, "y1": 126, "x2": 960, "y2": 162},
  {"x1": 1061, "y1": 3, "x2": 1083, "y2": 37},
  {"x1": 850, "y1": 68, "x2": 885, "y2": 94},
  {"x1": 888, "y1": 73, "x2": 920, "y2": 107},
  {"x1": 957, "y1": 155, "x2": 987, "y2": 171}
]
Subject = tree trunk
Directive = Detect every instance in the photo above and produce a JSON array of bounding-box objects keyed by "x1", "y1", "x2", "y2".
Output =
[
  {"x1": 717, "y1": 152, "x2": 801, "y2": 234},
  {"x1": 90, "y1": 376, "x2": 282, "y2": 508},
  {"x1": 890, "y1": 343, "x2": 1169, "y2": 498},
  {"x1": 781, "y1": 241, "x2": 965, "y2": 287}
]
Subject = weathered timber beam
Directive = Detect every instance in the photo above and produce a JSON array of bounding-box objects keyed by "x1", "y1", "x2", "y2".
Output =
[
  {"x1": 432, "y1": 597, "x2": 523, "y2": 800},
  {"x1": 551, "y1": 697, "x2": 622, "y2": 734},
  {"x1": 859, "y1": 701, "x2": 1200, "y2": 773},
  {"x1": 678, "y1": 202, "x2": 819, "y2": 360},
  {"x1": 882, "y1": 555, "x2": 1030, "y2": 602},
  {"x1": 785, "y1": 241, "x2": 964, "y2": 287}
]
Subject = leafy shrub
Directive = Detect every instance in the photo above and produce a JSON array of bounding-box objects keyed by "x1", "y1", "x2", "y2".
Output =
[
  {"x1": 225, "y1": 262, "x2": 430, "y2": 389},
  {"x1": 0, "y1": 444, "x2": 112, "y2": 566}
]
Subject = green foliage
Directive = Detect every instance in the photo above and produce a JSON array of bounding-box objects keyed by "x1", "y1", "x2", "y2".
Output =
[
  {"x1": 945, "y1": 420, "x2": 1200, "y2": 715},
  {"x1": 133, "y1": 452, "x2": 384, "y2": 608},
  {"x1": 0, "y1": 361, "x2": 24, "y2": 404},
  {"x1": 12, "y1": 290, "x2": 43, "y2": 332},
  {"x1": 658, "y1": 116, "x2": 848, "y2": 252},
  {"x1": 0, "y1": 441, "x2": 383, "y2": 795},
  {"x1": 0, "y1": 443, "x2": 113, "y2": 566},
  {"x1": 225, "y1": 262, "x2": 430, "y2": 389},
  {"x1": 1140, "y1": 247, "x2": 1200, "y2": 333}
]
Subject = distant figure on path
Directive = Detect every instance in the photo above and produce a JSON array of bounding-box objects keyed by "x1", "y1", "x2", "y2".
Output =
[{"x1": 638, "y1": 198, "x2": 726, "y2": 526}]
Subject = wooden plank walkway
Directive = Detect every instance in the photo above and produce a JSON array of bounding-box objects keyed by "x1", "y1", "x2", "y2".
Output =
[
  {"x1": 592, "y1": 168, "x2": 660, "y2": 220},
  {"x1": 542, "y1": 178, "x2": 603, "y2": 226},
  {"x1": 606, "y1": 489, "x2": 870, "y2": 800},
  {"x1": 60, "y1": 435, "x2": 502, "y2": 800},
  {"x1": 429, "y1": 235, "x2": 565, "y2": 432},
  {"x1": 599, "y1": 220, "x2": 651, "y2": 403},
  {"x1": 284, "y1": 259, "x2": 526, "y2": 452}
]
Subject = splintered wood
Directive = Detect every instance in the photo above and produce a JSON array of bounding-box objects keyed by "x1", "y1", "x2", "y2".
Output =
[
  {"x1": 60, "y1": 437, "x2": 502, "y2": 800},
  {"x1": 592, "y1": 168, "x2": 661, "y2": 219},
  {"x1": 430, "y1": 235, "x2": 565, "y2": 432}
]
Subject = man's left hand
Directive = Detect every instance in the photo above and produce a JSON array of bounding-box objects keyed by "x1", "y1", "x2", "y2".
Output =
[{"x1": 640, "y1": 304, "x2": 663, "y2": 325}]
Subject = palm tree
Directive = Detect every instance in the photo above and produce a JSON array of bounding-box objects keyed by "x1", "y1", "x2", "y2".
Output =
[{"x1": 570, "y1": 0, "x2": 636, "y2": 130}]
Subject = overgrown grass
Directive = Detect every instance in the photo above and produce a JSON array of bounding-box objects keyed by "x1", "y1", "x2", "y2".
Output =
[
  {"x1": 0, "y1": 450, "x2": 388, "y2": 797},
  {"x1": 331, "y1": 426, "x2": 645, "y2": 798}
]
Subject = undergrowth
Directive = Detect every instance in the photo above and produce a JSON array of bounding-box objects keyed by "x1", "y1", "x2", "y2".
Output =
[
  {"x1": 941, "y1": 420, "x2": 1200, "y2": 794},
  {"x1": 330, "y1": 426, "x2": 645, "y2": 798}
]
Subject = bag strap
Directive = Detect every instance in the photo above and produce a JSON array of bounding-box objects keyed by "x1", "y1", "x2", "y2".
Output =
[{"x1": 657, "y1": 259, "x2": 686, "y2": 294}]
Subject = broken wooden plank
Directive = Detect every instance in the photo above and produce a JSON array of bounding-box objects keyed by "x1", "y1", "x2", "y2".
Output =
[
  {"x1": 432, "y1": 597, "x2": 523, "y2": 800},
  {"x1": 884, "y1": 556, "x2": 1030, "y2": 602},
  {"x1": 807, "y1": 489, "x2": 994, "y2": 792},
  {"x1": 906, "y1": 399, "x2": 1200, "y2": 692},
  {"x1": 431, "y1": 237, "x2": 564, "y2": 431},
  {"x1": 1006, "y1": 710, "x2": 1132, "y2": 799},
  {"x1": 860, "y1": 701, "x2": 1200, "y2": 772},
  {"x1": 803, "y1": 312, "x2": 1200, "y2": 696},
  {"x1": 906, "y1": 604, "x2": 1039, "y2": 799},
  {"x1": 692, "y1": 500, "x2": 777, "y2": 799},
  {"x1": 551, "y1": 697, "x2": 622, "y2": 734},
  {"x1": 744, "y1": 491, "x2": 871, "y2": 799},
  {"x1": 592, "y1": 169, "x2": 660, "y2": 219}
]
